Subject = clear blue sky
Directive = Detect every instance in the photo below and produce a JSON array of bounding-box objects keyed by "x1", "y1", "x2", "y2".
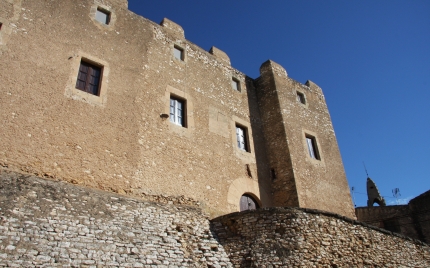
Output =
[{"x1": 128, "y1": 1, "x2": 430, "y2": 207}]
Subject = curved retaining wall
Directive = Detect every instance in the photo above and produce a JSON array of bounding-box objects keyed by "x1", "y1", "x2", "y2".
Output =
[
  {"x1": 211, "y1": 207, "x2": 430, "y2": 267},
  {"x1": 1, "y1": 170, "x2": 429, "y2": 267},
  {"x1": 0, "y1": 170, "x2": 232, "y2": 267}
]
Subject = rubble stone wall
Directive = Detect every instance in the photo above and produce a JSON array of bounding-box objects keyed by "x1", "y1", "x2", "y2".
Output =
[
  {"x1": 0, "y1": 170, "x2": 233, "y2": 267},
  {"x1": 211, "y1": 207, "x2": 430, "y2": 267},
  {"x1": 1, "y1": 171, "x2": 429, "y2": 267}
]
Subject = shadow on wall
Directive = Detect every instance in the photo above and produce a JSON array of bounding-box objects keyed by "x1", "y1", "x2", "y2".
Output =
[{"x1": 244, "y1": 76, "x2": 272, "y2": 208}]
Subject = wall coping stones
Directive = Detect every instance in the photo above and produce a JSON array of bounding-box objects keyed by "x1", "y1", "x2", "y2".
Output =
[
  {"x1": 209, "y1": 46, "x2": 231, "y2": 65},
  {"x1": 160, "y1": 17, "x2": 185, "y2": 39}
]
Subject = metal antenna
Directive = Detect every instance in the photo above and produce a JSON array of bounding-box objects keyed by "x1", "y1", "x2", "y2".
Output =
[
  {"x1": 392, "y1": 188, "x2": 401, "y2": 205},
  {"x1": 351, "y1": 186, "x2": 356, "y2": 207},
  {"x1": 363, "y1": 162, "x2": 369, "y2": 177}
]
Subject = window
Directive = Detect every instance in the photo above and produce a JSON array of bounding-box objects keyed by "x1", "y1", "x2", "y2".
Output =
[
  {"x1": 306, "y1": 135, "x2": 320, "y2": 160},
  {"x1": 170, "y1": 97, "x2": 185, "y2": 127},
  {"x1": 232, "y1": 78, "x2": 240, "y2": 91},
  {"x1": 173, "y1": 46, "x2": 184, "y2": 61},
  {"x1": 75, "y1": 60, "x2": 102, "y2": 96},
  {"x1": 0, "y1": 23, "x2": 2, "y2": 31},
  {"x1": 95, "y1": 8, "x2": 110, "y2": 25},
  {"x1": 297, "y1": 91, "x2": 306, "y2": 104},
  {"x1": 236, "y1": 125, "x2": 249, "y2": 152}
]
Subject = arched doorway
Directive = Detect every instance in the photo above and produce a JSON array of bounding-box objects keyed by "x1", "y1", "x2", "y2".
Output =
[{"x1": 240, "y1": 194, "x2": 259, "y2": 211}]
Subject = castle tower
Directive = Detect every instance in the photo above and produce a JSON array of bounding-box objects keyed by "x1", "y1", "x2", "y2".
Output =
[
  {"x1": 256, "y1": 60, "x2": 355, "y2": 218},
  {"x1": 0, "y1": 0, "x2": 354, "y2": 219}
]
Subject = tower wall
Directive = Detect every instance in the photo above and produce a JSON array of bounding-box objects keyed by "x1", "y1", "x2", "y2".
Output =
[
  {"x1": 256, "y1": 60, "x2": 355, "y2": 218},
  {"x1": 255, "y1": 61, "x2": 299, "y2": 207}
]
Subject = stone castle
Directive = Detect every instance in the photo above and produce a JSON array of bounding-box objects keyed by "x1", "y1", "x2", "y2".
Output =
[
  {"x1": 1, "y1": 0, "x2": 428, "y2": 266},
  {"x1": 0, "y1": 0, "x2": 354, "y2": 219}
]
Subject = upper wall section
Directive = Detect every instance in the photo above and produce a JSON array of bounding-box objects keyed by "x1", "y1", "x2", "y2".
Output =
[
  {"x1": 98, "y1": 0, "x2": 128, "y2": 8},
  {"x1": 160, "y1": 18, "x2": 184, "y2": 39}
]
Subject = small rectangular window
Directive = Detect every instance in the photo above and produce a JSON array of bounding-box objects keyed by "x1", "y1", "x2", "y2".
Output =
[
  {"x1": 306, "y1": 135, "x2": 320, "y2": 160},
  {"x1": 95, "y1": 8, "x2": 110, "y2": 25},
  {"x1": 174, "y1": 46, "x2": 184, "y2": 61},
  {"x1": 170, "y1": 96, "x2": 185, "y2": 127},
  {"x1": 236, "y1": 125, "x2": 249, "y2": 152},
  {"x1": 75, "y1": 60, "x2": 102, "y2": 96},
  {"x1": 297, "y1": 91, "x2": 306, "y2": 104},
  {"x1": 232, "y1": 78, "x2": 240, "y2": 91},
  {"x1": 0, "y1": 23, "x2": 3, "y2": 31}
]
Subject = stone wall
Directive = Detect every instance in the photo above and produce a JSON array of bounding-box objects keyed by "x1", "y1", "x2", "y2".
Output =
[
  {"x1": 355, "y1": 205, "x2": 416, "y2": 238},
  {"x1": 1, "y1": 170, "x2": 429, "y2": 267},
  {"x1": 211, "y1": 207, "x2": 430, "y2": 267},
  {"x1": 356, "y1": 190, "x2": 430, "y2": 243},
  {"x1": 409, "y1": 190, "x2": 430, "y2": 243},
  {"x1": 0, "y1": 170, "x2": 233, "y2": 267}
]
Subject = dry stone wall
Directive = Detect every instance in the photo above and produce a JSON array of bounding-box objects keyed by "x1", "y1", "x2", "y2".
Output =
[
  {"x1": 211, "y1": 207, "x2": 430, "y2": 267},
  {"x1": 0, "y1": 170, "x2": 232, "y2": 267},
  {"x1": 1, "y1": 170, "x2": 429, "y2": 267}
]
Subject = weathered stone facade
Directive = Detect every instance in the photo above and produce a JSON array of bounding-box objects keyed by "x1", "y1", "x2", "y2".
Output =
[
  {"x1": 0, "y1": 0, "x2": 355, "y2": 218},
  {"x1": 1, "y1": 170, "x2": 429, "y2": 267}
]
